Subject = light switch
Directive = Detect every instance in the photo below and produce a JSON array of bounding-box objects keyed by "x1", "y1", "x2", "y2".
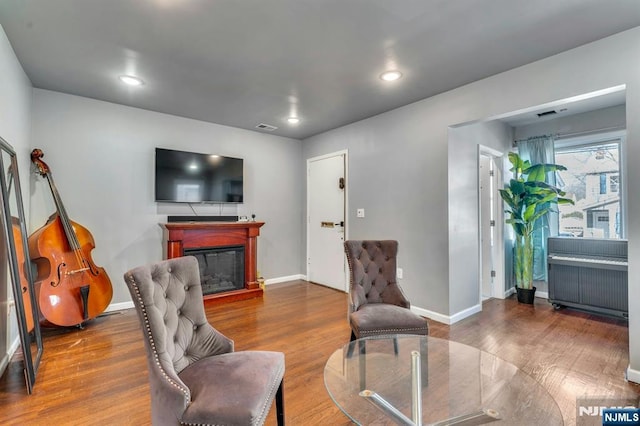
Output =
[
  {"x1": 397, "y1": 268, "x2": 403, "y2": 279},
  {"x1": 357, "y1": 208, "x2": 365, "y2": 218}
]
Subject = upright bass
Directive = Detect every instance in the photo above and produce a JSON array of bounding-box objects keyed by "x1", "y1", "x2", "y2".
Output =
[{"x1": 28, "y1": 149, "x2": 113, "y2": 327}]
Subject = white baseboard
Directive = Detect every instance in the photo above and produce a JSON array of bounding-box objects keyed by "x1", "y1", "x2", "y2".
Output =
[
  {"x1": 411, "y1": 303, "x2": 481, "y2": 325},
  {"x1": 449, "y1": 304, "x2": 482, "y2": 324},
  {"x1": 413, "y1": 288, "x2": 561, "y2": 325},
  {"x1": 0, "y1": 336, "x2": 21, "y2": 377},
  {"x1": 8, "y1": 336, "x2": 20, "y2": 358},
  {"x1": 627, "y1": 366, "x2": 640, "y2": 384},
  {"x1": 411, "y1": 306, "x2": 450, "y2": 324},
  {"x1": 0, "y1": 354, "x2": 8, "y2": 378},
  {"x1": 265, "y1": 274, "x2": 306, "y2": 285},
  {"x1": 106, "y1": 301, "x2": 134, "y2": 312},
  {"x1": 536, "y1": 291, "x2": 549, "y2": 299}
]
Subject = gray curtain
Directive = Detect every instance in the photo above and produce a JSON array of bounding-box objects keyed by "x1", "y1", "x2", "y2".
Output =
[{"x1": 517, "y1": 135, "x2": 557, "y2": 282}]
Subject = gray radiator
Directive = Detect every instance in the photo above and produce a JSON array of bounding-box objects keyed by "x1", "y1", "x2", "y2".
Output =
[{"x1": 547, "y1": 237, "x2": 628, "y2": 318}]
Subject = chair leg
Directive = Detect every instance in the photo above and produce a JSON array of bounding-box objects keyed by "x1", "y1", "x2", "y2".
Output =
[
  {"x1": 346, "y1": 330, "x2": 357, "y2": 357},
  {"x1": 420, "y1": 337, "x2": 429, "y2": 387},
  {"x1": 358, "y1": 338, "x2": 366, "y2": 391},
  {"x1": 276, "y1": 380, "x2": 285, "y2": 426}
]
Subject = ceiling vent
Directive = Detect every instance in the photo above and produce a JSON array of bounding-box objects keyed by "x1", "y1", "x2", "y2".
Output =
[
  {"x1": 256, "y1": 123, "x2": 278, "y2": 131},
  {"x1": 536, "y1": 110, "x2": 557, "y2": 118}
]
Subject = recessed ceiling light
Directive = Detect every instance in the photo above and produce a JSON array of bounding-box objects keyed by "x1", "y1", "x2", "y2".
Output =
[
  {"x1": 380, "y1": 70, "x2": 402, "y2": 82},
  {"x1": 119, "y1": 75, "x2": 144, "y2": 86},
  {"x1": 287, "y1": 117, "x2": 300, "y2": 125}
]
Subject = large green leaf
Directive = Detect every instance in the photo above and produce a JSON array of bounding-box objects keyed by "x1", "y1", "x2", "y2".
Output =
[
  {"x1": 525, "y1": 163, "x2": 568, "y2": 182},
  {"x1": 507, "y1": 152, "x2": 522, "y2": 168},
  {"x1": 509, "y1": 179, "x2": 525, "y2": 196},
  {"x1": 523, "y1": 204, "x2": 537, "y2": 222},
  {"x1": 557, "y1": 197, "x2": 574, "y2": 205},
  {"x1": 498, "y1": 152, "x2": 574, "y2": 238},
  {"x1": 507, "y1": 152, "x2": 530, "y2": 179},
  {"x1": 538, "y1": 193, "x2": 558, "y2": 204}
]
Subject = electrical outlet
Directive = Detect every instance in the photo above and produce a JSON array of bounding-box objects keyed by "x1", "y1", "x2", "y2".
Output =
[
  {"x1": 357, "y1": 208, "x2": 365, "y2": 218},
  {"x1": 397, "y1": 268, "x2": 403, "y2": 279}
]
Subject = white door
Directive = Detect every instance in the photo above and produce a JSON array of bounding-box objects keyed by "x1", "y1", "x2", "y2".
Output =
[
  {"x1": 479, "y1": 154, "x2": 494, "y2": 299},
  {"x1": 307, "y1": 151, "x2": 347, "y2": 291},
  {"x1": 478, "y1": 147, "x2": 504, "y2": 301}
]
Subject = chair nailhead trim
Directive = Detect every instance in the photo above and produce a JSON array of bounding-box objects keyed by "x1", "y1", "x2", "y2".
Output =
[
  {"x1": 125, "y1": 274, "x2": 191, "y2": 401},
  {"x1": 359, "y1": 327, "x2": 428, "y2": 336},
  {"x1": 257, "y1": 361, "x2": 284, "y2": 425}
]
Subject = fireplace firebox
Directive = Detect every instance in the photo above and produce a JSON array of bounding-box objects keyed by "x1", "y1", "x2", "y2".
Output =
[{"x1": 185, "y1": 246, "x2": 245, "y2": 296}]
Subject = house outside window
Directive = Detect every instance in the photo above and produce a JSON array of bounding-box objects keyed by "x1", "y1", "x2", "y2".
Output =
[
  {"x1": 555, "y1": 137, "x2": 622, "y2": 239},
  {"x1": 610, "y1": 174, "x2": 619, "y2": 193}
]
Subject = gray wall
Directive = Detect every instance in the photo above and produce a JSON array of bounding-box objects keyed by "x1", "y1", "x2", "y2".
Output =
[
  {"x1": 448, "y1": 120, "x2": 513, "y2": 312},
  {"x1": 303, "y1": 105, "x2": 451, "y2": 317},
  {"x1": 303, "y1": 27, "x2": 640, "y2": 379},
  {"x1": 30, "y1": 89, "x2": 304, "y2": 307},
  {"x1": 0, "y1": 25, "x2": 32, "y2": 371}
]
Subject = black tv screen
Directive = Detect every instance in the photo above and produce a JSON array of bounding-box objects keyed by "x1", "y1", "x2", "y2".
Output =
[{"x1": 155, "y1": 148, "x2": 244, "y2": 203}]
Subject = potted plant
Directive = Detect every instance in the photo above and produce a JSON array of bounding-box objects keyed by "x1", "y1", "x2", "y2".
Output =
[{"x1": 499, "y1": 152, "x2": 573, "y2": 304}]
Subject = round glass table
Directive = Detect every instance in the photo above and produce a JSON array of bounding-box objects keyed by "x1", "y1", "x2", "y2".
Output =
[{"x1": 324, "y1": 335, "x2": 563, "y2": 425}]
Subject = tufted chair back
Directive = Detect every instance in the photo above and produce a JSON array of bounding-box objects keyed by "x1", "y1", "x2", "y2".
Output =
[
  {"x1": 124, "y1": 256, "x2": 234, "y2": 424},
  {"x1": 344, "y1": 240, "x2": 410, "y2": 313}
]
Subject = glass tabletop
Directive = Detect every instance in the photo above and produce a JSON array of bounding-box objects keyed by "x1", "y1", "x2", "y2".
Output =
[{"x1": 324, "y1": 335, "x2": 563, "y2": 425}]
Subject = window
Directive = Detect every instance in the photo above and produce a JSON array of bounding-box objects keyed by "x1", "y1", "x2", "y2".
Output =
[
  {"x1": 610, "y1": 174, "x2": 619, "y2": 193},
  {"x1": 555, "y1": 137, "x2": 622, "y2": 239}
]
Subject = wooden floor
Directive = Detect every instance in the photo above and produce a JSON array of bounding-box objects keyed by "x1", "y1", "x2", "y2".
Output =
[{"x1": 0, "y1": 281, "x2": 638, "y2": 425}]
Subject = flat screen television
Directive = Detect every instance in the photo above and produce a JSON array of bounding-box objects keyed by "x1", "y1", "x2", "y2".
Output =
[{"x1": 155, "y1": 148, "x2": 244, "y2": 203}]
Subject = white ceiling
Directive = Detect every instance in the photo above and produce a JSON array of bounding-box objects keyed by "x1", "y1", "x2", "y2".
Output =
[{"x1": 1, "y1": 1, "x2": 638, "y2": 139}]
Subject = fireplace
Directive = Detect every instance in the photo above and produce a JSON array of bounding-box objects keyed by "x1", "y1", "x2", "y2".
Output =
[
  {"x1": 161, "y1": 221, "x2": 264, "y2": 303},
  {"x1": 185, "y1": 246, "x2": 245, "y2": 296}
]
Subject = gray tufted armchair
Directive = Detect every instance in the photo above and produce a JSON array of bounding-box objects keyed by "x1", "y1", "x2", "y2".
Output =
[
  {"x1": 124, "y1": 256, "x2": 285, "y2": 425},
  {"x1": 344, "y1": 240, "x2": 429, "y2": 343}
]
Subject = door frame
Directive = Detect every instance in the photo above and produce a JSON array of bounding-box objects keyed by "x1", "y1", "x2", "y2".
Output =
[
  {"x1": 306, "y1": 149, "x2": 349, "y2": 292},
  {"x1": 477, "y1": 145, "x2": 505, "y2": 302}
]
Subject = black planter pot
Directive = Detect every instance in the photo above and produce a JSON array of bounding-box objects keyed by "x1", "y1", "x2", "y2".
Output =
[{"x1": 516, "y1": 286, "x2": 536, "y2": 304}]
